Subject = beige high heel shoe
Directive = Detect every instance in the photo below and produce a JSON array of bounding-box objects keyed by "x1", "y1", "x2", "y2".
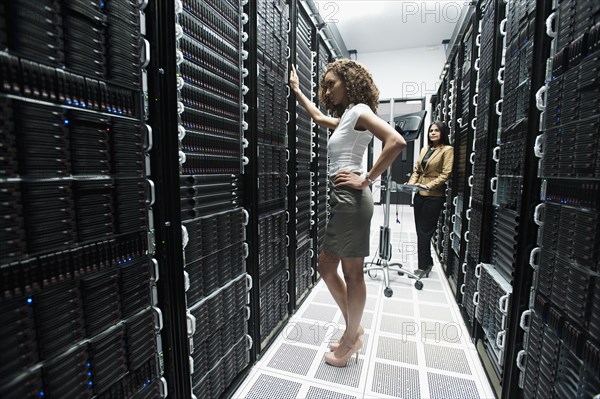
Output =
[
  {"x1": 329, "y1": 324, "x2": 364, "y2": 351},
  {"x1": 324, "y1": 338, "x2": 363, "y2": 367}
]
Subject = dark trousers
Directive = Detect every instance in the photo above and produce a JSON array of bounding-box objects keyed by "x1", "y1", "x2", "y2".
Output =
[{"x1": 413, "y1": 193, "x2": 445, "y2": 270}]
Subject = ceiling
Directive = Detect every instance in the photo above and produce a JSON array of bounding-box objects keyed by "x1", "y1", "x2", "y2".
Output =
[{"x1": 313, "y1": 1, "x2": 468, "y2": 55}]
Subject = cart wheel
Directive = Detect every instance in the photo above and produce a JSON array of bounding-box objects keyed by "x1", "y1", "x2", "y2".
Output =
[
  {"x1": 384, "y1": 287, "x2": 393, "y2": 297},
  {"x1": 414, "y1": 280, "x2": 424, "y2": 290}
]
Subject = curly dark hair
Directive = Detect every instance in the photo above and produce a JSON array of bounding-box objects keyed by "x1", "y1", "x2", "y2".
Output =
[
  {"x1": 319, "y1": 59, "x2": 379, "y2": 117},
  {"x1": 427, "y1": 121, "x2": 451, "y2": 147}
]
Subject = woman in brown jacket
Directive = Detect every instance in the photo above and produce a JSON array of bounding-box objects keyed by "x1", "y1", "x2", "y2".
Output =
[{"x1": 407, "y1": 121, "x2": 454, "y2": 278}]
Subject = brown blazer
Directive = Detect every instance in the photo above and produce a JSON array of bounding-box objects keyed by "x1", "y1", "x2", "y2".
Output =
[{"x1": 408, "y1": 145, "x2": 454, "y2": 197}]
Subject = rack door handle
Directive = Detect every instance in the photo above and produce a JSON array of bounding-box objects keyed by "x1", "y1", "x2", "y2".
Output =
[
  {"x1": 499, "y1": 18, "x2": 507, "y2": 36},
  {"x1": 520, "y1": 310, "x2": 531, "y2": 331},
  {"x1": 529, "y1": 247, "x2": 541, "y2": 270},
  {"x1": 246, "y1": 273, "x2": 253, "y2": 291},
  {"x1": 533, "y1": 203, "x2": 544, "y2": 226},
  {"x1": 516, "y1": 350, "x2": 527, "y2": 371},
  {"x1": 499, "y1": 294, "x2": 510, "y2": 314},
  {"x1": 181, "y1": 225, "x2": 189, "y2": 249},
  {"x1": 546, "y1": 12, "x2": 557, "y2": 38},
  {"x1": 142, "y1": 39, "x2": 151, "y2": 68},
  {"x1": 496, "y1": 330, "x2": 506, "y2": 350},
  {"x1": 492, "y1": 146, "x2": 500, "y2": 162},
  {"x1": 534, "y1": 134, "x2": 545, "y2": 158},
  {"x1": 535, "y1": 86, "x2": 547, "y2": 111},
  {"x1": 490, "y1": 177, "x2": 498, "y2": 193}
]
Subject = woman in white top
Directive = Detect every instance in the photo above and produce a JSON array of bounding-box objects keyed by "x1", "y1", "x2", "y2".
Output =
[{"x1": 290, "y1": 59, "x2": 406, "y2": 367}]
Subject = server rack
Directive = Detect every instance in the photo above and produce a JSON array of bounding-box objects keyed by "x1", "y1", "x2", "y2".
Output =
[
  {"x1": 429, "y1": 1, "x2": 596, "y2": 397},
  {"x1": 310, "y1": 36, "x2": 331, "y2": 283},
  {"x1": 1, "y1": 1, "x2": 164, "y2": 398},
  {"x1": 516, "y1": 0, "x2": 600, "y2": 398},
  {"x1": 288, "y1": 3, "x2": 317, "y2": 309},
  {"x1": 447, "y1": 11, "x2": 478, "y2": 308},
  {"x1": 171, "y1": 1, "x2": 250, "y2": 398},
  {"x1": 456, "y1": 0, "x2": 514, "y2": 386},
  {"x1": 438, "y1": 7, "x2": 479, "y2": 297},
  {"x1": 2, "y1": 1, "x2": 338, "y2": 398},
  {"x1": 244, "y1": 0, "x2": 292, "y2": 356},
  {"x1": 491, "y1": 1, "x2": 550, "y2": 396},
  {"x1": 462, "y1": 0, "x2": 507, "y2": 345}
]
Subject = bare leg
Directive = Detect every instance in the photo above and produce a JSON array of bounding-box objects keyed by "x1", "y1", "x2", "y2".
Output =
[
  {"x1": 318, "y1": 251, "x2": 347, "y2": 327},
  {"x1": 333, "y1": 256, "x2": 366, "y2": 356}
]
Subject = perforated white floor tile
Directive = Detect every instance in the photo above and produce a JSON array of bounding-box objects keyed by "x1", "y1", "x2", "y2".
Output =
[
  {"x1": 243, "y1": 373, "x2": 302, "y2": 399},
  {"x1": 423, "y1": 343, "x2": 472, "y2": 375},
  {"x1": 313, "y1": 290, "x2": 337, "y2": 305},
  {"x1": 379, "y1": 314, "x2": 420, "y2": 336},
  {"x1": 415, "y1": 288, "x2": 448, "y2": 304},
  {"x1": 381, "y1": 298, "x2": 415, "y2": 316},
  {"x1": 375, "y1": 336, "x2": 419, "y2": 365},
  {"x1": 266, "y1": 343, "x2": 318, "y2": 376},
  {"x1": 283, "y1": 320, "x2": 331, "y2": 347},
  {"x1": 233, "y1": 205, "x2": 496, "y2": 399},
  {"x1": 369, "y1": 362, "x2": 421, "y2": 399},
  {"x1": 301, "y1": 303, "x2": 339, "y2": 323},
  {"x1": 419, "y1": 303, "x2": 455, "y2": 322},
  {"x1": 365, "y1": 280, "x2": 384, "y2": 295},
  {"x1": 314, "y1": 357, "x2": 365, "y2": 389},
  {"x1": 305, "y1": 385, "x2": 359, "y2": 399},
  {"x1": 427, "y1": 372, "x2": 481, "y2": 398},
  {"x1": 419, "y1": 319, "x2": 465, "y2": 345},
  {"x1": 337, "y1": 310, "x2": 375, "y2": 331},
  {"x1": 418, "y1": 278, "x2": 444, "y2": 291},
  {"x1": 364, "y1": 296, "x2": 378, "y2": 311}
]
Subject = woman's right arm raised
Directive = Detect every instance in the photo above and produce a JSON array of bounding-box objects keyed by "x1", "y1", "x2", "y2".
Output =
[{"x1": 289, "y1": 64, "x2": 339, "y2": 130}]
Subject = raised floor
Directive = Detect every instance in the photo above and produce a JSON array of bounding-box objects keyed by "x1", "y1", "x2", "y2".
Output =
[{"x1": 233, "y1": 204, "x2": 495, "y2": 398}]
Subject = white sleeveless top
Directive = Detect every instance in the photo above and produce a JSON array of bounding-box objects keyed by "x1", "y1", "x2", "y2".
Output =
[{"x1": 327, "y1": 103, "x2": 373, "y2": 176}]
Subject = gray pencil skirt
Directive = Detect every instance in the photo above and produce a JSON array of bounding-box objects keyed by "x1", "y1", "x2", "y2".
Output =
[{"x1": 322, "y1": 184, "x2": 374, "y2": 258}]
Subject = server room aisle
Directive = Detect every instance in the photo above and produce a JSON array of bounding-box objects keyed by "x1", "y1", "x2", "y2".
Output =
[{"x1": 234, "y1": 205, "x2": 495, "y2": 398}]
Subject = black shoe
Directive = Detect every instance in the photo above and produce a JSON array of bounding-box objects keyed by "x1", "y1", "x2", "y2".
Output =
[{"x1": 408, "y1": 265, "x2": 433, "y2": 279}]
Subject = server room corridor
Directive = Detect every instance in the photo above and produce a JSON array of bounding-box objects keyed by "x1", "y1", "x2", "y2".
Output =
[
  {"x1": 3, "y1": 0, "x2": 600, "y2": 398},
  {"x1": 233, "y1": 204, "x2": 495, "y2": 399}
]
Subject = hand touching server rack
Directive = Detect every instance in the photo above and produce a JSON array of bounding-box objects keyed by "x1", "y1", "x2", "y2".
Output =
[
  {"x1": 174, "y1": 1, "x2": 250, "y2": 398},
  {"x1": 1, "y1": 1, "x2": 164, "y2": 398}
]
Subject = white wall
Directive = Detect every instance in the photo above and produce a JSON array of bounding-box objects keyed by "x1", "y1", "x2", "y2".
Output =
[{"x1": 358, "y1": 45, "x2": 446, "y2": 113}]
